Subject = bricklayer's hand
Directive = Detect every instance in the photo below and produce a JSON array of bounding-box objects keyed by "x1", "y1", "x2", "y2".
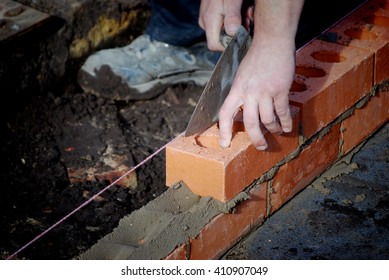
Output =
[
  {"x1": 198, "y1": 0, "x2": 243, "y2": 51},
  {"x1": 218, "y1": 38, "x2": 295, "y2": 150},
  {"x1": 199, "y1": 0, "x2": 304, "y2": 150},
  {"x1": 217, "y1": 0, "x2": 305, "y2": 149}
]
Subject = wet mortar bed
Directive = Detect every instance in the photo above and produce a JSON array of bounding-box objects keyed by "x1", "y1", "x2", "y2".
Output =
[{"x1": 0, "y1": 0, "x2": 376, "y2": 259}]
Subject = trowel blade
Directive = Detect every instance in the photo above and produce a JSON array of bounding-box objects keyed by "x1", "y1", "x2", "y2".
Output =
[{"x1": 184, "y1": 26, "x2": 251, "y2": 137}]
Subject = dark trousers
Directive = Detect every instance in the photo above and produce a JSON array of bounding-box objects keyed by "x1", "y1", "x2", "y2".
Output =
[
  {"x1": 146, "y1": 0, "x2": 367, "y2": 48},
  {"x1": 146, "y1": 0, "x2": 204, "y2": 47}
]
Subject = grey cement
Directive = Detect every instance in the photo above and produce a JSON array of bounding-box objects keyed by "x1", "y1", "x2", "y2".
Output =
[
  {"x1": 79, "y1": 183, "x2": 227, "y2": 260},
  {"x1": 223, "y1": 122, "x2": 389, "y2": 260}
]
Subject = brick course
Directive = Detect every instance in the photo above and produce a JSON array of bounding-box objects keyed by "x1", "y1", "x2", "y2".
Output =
[
  {"x1": 189, "y1": 183, "x2": 267, "y2": 259},
  {"x1": 341, "y1": 91, "x2": 389, "y2": 154},
  {"x1": 270, "y1": 124, "x2": 341, "y2": 213},
  {"x1": 164, "y1": 0, "x2": 389, "y2": 259}
]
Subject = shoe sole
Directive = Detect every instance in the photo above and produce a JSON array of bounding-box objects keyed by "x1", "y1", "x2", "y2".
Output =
[{"x1": 78, "y1": 65, "x2": 212, "y2": 101}]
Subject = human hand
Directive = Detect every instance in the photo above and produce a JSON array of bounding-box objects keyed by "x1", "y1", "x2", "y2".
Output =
[
  {"x1": 198, "y1": 0, "x2": 243, "y2": 51},
  {"x1": 199, "y1": 0, "x2": 303, "y2": 150},
  {"x1": 218, "y1": 39, "x2": 295, "y2": 150}
]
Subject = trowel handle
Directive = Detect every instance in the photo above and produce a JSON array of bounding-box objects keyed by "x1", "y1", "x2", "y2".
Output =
[
  {"x1": 220, "y1": 29, "x2": 233, "y2": 48},
  {"x1": 220, "y1": 26, "x2": 253, "y2": 48}
]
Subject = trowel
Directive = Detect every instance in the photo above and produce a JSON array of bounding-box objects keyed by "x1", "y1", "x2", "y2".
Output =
[{"x1": 184, "y1": 26, "x2": 251, "y2": 137}]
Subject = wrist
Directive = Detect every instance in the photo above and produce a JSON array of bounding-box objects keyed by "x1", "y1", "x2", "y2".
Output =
[
  {"x1": 252, "y1": 0, "x2": 304, "y2": 48},
  {"x1": 250, "y1": 34, "x2": 296, "y2": 55}
]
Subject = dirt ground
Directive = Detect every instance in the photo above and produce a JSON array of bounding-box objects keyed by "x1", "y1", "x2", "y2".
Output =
[
  {"x1": 0, "y1": 0, "x2": 367, "y2": 260},
  {"x1": 0, "y1": 82, "x2": 201, "y2": 259}
]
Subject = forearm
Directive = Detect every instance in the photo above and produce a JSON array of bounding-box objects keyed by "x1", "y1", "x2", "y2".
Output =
[{"x1": 253, "y1": 0, "x2": 304, "y2": 47}]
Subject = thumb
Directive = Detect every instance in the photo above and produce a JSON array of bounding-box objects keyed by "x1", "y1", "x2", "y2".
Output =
[
  {"x1": 223, "y1": 0, "x2": 243, "y2": 36},
  {"x1": 225, "y1": 23, "x2": 240, "y2": 36}
]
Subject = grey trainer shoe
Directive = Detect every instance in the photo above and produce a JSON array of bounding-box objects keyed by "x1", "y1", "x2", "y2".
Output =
[{"x1": 78, "y1": 34, "x2": 220, "y2": 100}]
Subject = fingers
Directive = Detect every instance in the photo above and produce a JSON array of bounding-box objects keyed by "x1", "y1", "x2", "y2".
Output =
[
  {"x1": 219, "y1": 82, "x2": 268, "y2": 150},
  {"x1": 199, "y1": 0, "x2": 243, "y2": 51},
  {"x1": 219, "y1": 91, "x2": 293, "y2": 150},
  {"x1": 218, "y1": 94, "x2": 242, "y2": 148},
  {"x1": 223, "y1": 0, "x2": 243, "y2": 36},
  {"x1": 198, "y1": 2, "x2": 224, "y2": 51},
  {"x1": 202, "y1": 16, "x2": 225, "y2": 51},
  {"x1": 198, "y1": 1, "x2": 222, "y2": 50},
  {"x1": 274, "y1": 95, "x2": 293, "y2": 133},
  {"x1": 246, "y1": 5, "x2": 254, "y2": 22},
  {"x1": 243, "y1": 96, "x2": 268, "y2": 150},
  {"x1": 244, "y1": 5, "x2": 254, "y2": 31},
  {"x1": 257, "y1": 97, "x2": 283, "y2": 135}
]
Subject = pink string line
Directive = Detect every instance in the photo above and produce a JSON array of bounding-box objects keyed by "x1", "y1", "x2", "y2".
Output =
[{"x1": 6, "y1": 132, "x2": 183, "y2": 260}]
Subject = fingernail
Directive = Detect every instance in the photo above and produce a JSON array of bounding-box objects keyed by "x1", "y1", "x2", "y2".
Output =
[
  {"x1": 256, "y1": 144, "x2": 268, "y2": 151},
  {"x1": 283, "y1": 127, "x2": 292, "y2": 133},
  {"x1": 220, "y1": 139, "x2": 229, "y2": 148},
  {"x1": 226, "y1": 24, "x2": 240, "y2": 35}
]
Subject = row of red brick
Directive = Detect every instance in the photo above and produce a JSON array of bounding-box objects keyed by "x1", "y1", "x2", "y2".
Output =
[{"x1": 166, "y1": 88, "x2": 388, "y2": 260}]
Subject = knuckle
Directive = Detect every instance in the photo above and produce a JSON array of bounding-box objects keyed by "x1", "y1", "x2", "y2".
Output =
[
  {"x1": 250, "y1": 135, "x2": 267, "y2": 150},
  {"x1": 218, "y1": 104, "x2": 235, "y2": 120},
  {"x1": 261, "y1": 116, "x2": 276, "y2": 127},
  {"x1": 218, "y1": 106, "x2": 228, "y2": 119},
  {"x1": 198, "y1": 18, "x2": 204, "y2": 29},
  {"x1": 207, "y1": 41, "x2": 221, "y2": 51},
  {"x1": 275, "y1": 106, "x2": 290, "y2": 117},
  {"x1": 244, "y1": 119, "x2": 258, "y2": 130}
]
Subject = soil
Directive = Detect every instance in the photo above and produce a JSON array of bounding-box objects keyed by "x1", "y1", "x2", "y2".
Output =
[{"x1": 0, "y1": 82, "x2": 201, "y2": 260}]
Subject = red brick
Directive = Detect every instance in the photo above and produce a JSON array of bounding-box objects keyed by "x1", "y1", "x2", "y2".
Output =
[
  {"x1": 270, "y1": 124, "x2": 341, "y2": 213},
  {"x1": 290, "y1": 40, "x2": 374, "y2": 139},
  {"x1": 322, "y1": 0, "x2": 389, "y2": 85},
  {"x1": 164, "y1": 243, "x2": 187, "y2": 260},
  {"x1": 363, "y1": 1, "x2": 389, "y2": 83},
  {"x1": 363, "y1": 0, "x2": 389, "y2": 40},
  {"x1": 375, "y1": 44, "x2": 389, "y2": 84},
  {"x1": 189, "y1": 184, "x2": 267, "y2": 259},
  {"x1": 166, "y1": 107, "x2": 299, "y2": 202},
  {"x1": 341, "y1": 91, "x2": 389, "y2": 154}
]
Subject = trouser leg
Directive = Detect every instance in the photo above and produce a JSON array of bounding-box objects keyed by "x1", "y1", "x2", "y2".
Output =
[{"x1": 146, "y1": 0, "x2": 204, "y2": 47}]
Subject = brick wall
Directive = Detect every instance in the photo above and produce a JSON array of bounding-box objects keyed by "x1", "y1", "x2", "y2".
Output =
[{"x1": 165, "y1": 0, "x2": 389, "y2": 259}]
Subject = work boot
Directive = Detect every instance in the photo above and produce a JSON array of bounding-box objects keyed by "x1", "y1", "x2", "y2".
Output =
[{"x1": 78, "y1": 34, "x2": 220, "y2": 100}]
